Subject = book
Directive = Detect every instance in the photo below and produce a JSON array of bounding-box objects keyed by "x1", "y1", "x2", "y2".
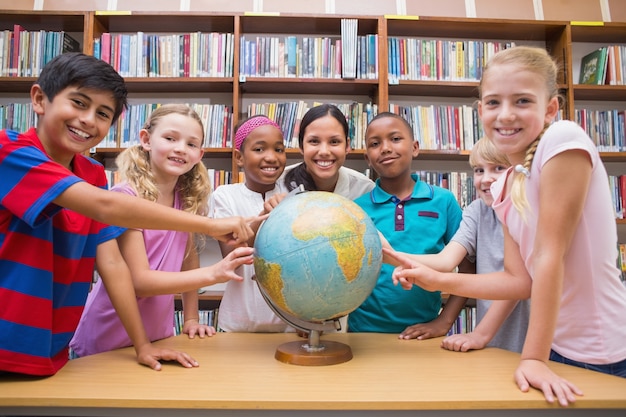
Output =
[
  {"x1": 579, "y1": 47, "x2": 607, "y2": 85},
  {"x1": 10, "y1": 24, "x2": 25, "y2": 76},
  {"x1": 61, "y1": 31, "x2": 80, "y2": 53},
  {"x1": 340, "y1": 18, "x2": 357, "y2": 79}
]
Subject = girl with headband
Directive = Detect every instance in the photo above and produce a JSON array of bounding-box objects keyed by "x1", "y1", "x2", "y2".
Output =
[{"x1": 210, "y1": 115, "x2": 293, "y2": 332}]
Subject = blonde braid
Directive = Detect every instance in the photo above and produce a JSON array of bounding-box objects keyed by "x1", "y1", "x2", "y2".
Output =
[{"x1": 510, "y1": 129, "x2": 545, "y2": 220}]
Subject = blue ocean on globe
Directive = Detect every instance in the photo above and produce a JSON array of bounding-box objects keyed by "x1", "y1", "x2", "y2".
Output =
[{"x1": 253, "y1": 191, "x2": 382, "y2": 323}]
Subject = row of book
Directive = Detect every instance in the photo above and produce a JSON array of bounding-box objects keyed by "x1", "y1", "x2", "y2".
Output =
[
  {"x1": 387, "y1": 38, "x2": 516, "y2": 83},
  {"x1": 239, "y1": 33, "x2": 378, "y2": 80},
  {"x1": 415, "y1": 170, "x2": 476, "y2": 209},
  {"x1": 245, "y1": 100, "x2": 377, "y2": 150},
  {"x1": 207, "y1": 169, "x2": 235, "y2": 191},
  {"x1": 94, "y1": 103, "x2": 233, "y2": 150},
  {"x1": 105, "y1": 167, "x2": 235, "y2": 192},
  {"x1": 446, "y1": 306, "x2": 477, "y2": 336},
  {"x1": 617, "y1": 244, "x2": 626, "y2": 287},
  {"x1": 2, "y1": 100, "x2": 617, "y2": 158},
  {"x1": 575, "y1": 108, "x2": 626, "y2": 152},
  {"x1": 578, "y1": 45, "x2": 626, "y2": 85},
  {"x1": 609, "y1": 175, "x2": 626, "y2": 220},
  {"x1": 390, "y1": 103, "x2": 484, "y2": 151},
  {"x1": 0, "y1": 25, "x2": 80, "y2": 77},
  {"x1": 0, "y1": 102, "x2": 35, "y2": 133},
  {"x1": 173, "y1": 305, "x2": 478, "y2": 336},
  {"x1": 173, "y1": 308, "x2": 218, "y2": 336},
  {"x1": 93, "y1": 32, "x2": 235, "y2": 78}
]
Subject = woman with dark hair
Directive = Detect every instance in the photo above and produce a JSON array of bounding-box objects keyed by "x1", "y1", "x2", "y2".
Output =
[{"x1": 283, "y1": 103, "x2": 374, "y2": 199}]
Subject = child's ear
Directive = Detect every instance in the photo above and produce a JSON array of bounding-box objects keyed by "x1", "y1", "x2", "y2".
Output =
[
  {"x1": 411, "y1": 139, "x2": 420, "y2": 158},
  {"x1": 30, "y1": 84, "x2": 46, "y2": 115},
  {"x1": 234, "y1": 149, "x2": 244, "y2": 168},
  {"x1": 139, "y1": 129, "x2": 151, "y2": 150},
  {"x1": 544, "y1": 96, "x2": 559, "y2": 124}
]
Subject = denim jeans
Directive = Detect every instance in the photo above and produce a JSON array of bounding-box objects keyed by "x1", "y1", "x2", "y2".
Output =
[{"x1": 550, "y1": 350, "x2": 626, "y2": 378}]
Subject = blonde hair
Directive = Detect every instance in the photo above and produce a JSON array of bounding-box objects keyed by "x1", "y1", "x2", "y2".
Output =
[
  {"x1": 479, "y1": 46, "x2": 559, "y2": 217},
  {"x1": 469, "y1": 136, "x2": 511, "y2": 169},
  {"x1": 115, "y1": 104, "x2": 211, "y2": 248}
]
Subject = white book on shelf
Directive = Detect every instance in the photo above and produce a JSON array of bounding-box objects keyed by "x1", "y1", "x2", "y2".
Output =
[{"x1": 341, "y1": 18, "x2": 357, "y2": 79}]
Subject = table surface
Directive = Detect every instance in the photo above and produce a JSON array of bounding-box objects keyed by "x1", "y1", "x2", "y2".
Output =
[{"x1": 1, "y1": 333, "x2": 625, "y2": 412}]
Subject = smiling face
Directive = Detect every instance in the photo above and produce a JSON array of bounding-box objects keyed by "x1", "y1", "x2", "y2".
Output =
[
  {"x1": 472, "y1": 158, "x2": 509, "y2": 206},
  {"x1": 32, "y1": 84, "x2": 117, "y2": 168},
  {"x1": 237, "y1": 124, "x2": 286, "y2": 194},
  {"x1": 364, "y1": 115, "x2": 418, "y2": 181},
  {"x1": 140, "y1": 112, "x2": 205, "y2": 183},
  {"x1": 301, "y1": 114, "x2": 350, "y2": 192},
  {"x1": 478, "y1": 63, "x2": 559, "y2": 165}
]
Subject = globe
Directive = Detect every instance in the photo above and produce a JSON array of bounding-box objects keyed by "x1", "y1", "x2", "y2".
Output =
[{"x1": 253, "y1": 190, "x2": 382, "y2": 365}]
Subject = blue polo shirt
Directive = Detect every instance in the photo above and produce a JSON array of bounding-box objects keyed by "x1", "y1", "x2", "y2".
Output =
[{"x1": 348, "y1": 174, "x2": 462, "y2": 333}]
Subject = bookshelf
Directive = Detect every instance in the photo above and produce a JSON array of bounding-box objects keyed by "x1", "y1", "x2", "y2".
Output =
[
  {"x1": 87, "y1": 11, "x2": 238, "y2": 181},
  {"x1": 2, "y1": 11, "x2": 626, "y2": 258},
  {"x1": 0, "y1": 10, "x2": 89, "y2": 92},
  {"x1": 568, "y1": 22, "x2": 626, "y2": 242},
  {"x1": 235, "y1": 14, "x2": 384, "y2": 171}
]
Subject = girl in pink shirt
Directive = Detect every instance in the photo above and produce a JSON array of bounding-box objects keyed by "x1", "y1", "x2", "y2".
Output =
[
  {"x1": 71, "y1": 104, "x2": 255, "y2": 357},
  {"x1": 385, "y1": 46, "x2": 626, "y2": 407}
]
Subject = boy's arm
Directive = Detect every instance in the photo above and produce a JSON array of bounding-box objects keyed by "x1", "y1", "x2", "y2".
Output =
[
  {"x1": 441, "y1": 299, "x2": 519, "y2": 352},
  {"x1": 56, "y1": 181, "x2": 258, "y2": 245},
  {"x1": 472, "y1": 299, "x2": 519, "y2": 342},
  {"x1": 435, "y1": 256, "x2": 475, "y2": 328},
  {"x1": 399, "y1": 257, "x2": 473, "y2": 340},
  {"x1": 96, "y1": 239, "x2": 199, "y2": 370}
]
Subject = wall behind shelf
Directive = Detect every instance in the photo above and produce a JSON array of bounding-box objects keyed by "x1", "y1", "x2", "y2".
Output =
[{"x1": 0, "y1": 0, "x2": 625, "y2": 24}]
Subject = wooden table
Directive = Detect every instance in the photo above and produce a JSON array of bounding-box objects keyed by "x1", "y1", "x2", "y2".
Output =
[{"x1": 1, "y1": 333, "x2": 625, "y2": 416}]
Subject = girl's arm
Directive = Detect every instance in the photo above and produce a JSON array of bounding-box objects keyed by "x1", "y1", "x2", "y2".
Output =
[
  {"x1": 515, "y1": 150, "x2": 589, "y2": 406},
  {"x1": 180, "y1": 242, "x2": 216, "y2": 338},
  {"x1": 386, "y1": 245, "x2": 532, "y2": 301},
  {"x1": 384, "y1": 241, "x2": 469, "y2": 272},
  {"x1": 96, "y1": 239, "x2": 198, "y2": 370},
  {"x1": 55, "y1": 181, "x2": 257, "y2": 245},
  {"x1": 118, "y1": 230, "x2": 252, "y2": 298}
]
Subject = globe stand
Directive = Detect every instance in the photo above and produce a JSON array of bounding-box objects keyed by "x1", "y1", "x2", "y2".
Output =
[
  {"x1": 274, "y1": 329, "x2": 353, "y2": 366},
  {"x1": 255, "y1": 277, "x2": 353, "y2": 366}
]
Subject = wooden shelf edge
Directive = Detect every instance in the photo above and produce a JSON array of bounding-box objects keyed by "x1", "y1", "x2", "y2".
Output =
[{"x1": 175, "y1": 291, "x2": 223, "y2": 301}]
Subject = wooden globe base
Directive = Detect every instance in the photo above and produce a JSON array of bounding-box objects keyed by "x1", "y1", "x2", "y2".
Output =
[{"x1": 274, "y1": 340, "x2": 353, "y2": 366}]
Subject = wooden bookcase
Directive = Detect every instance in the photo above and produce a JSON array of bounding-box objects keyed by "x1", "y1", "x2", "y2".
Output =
[
  {"x1": 0, "y1": 10, "x2": 90, "y2": 93},
  {"x1": 2, "y1": 10, "x2": 625, "y2": 229},
  {"x1": 568, "y1": 22, "x2": 626, "y2": 230}
]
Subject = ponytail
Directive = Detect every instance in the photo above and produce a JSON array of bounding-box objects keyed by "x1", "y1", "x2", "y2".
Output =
[{"x1": 284, "y1": 163, "x2": 318, "y2": 191}]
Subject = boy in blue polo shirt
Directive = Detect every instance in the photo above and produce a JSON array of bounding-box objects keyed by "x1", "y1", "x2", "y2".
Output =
[{"x1": 348, "y1": 112, "x2": 464, "y2": 336}]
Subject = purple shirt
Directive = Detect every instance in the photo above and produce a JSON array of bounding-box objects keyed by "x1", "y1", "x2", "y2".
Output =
[{"x1": 69, "y1": 182, "x2": 187, "y2": 356}]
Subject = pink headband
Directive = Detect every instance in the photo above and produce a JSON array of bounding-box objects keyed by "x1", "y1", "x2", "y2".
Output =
[{"x1": 235, "y1": 116, "x2": 282, "y2": 150}]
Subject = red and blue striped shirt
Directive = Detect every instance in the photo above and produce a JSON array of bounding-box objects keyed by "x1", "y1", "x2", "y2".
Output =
[{"x1": 0, "y1": 128, "x2": 123, "y2": 375}]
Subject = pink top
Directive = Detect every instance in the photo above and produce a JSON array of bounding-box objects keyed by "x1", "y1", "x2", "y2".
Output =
[
  {"x1": 69, "y1": 183, "x2": 187, "y2": 357},
  {"x1": 491, "y1": 120, "x2": 626, "y2": 364}
]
